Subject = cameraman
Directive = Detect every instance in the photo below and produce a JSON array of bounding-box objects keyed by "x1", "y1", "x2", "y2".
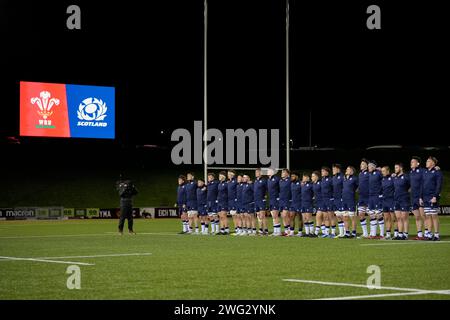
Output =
[{"x1": 116, "y1": 179, "x2": 138, "y2": 235}]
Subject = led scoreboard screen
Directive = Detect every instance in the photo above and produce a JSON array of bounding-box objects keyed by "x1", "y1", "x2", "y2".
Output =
[{"x1": 20, "y1": 81, "x2": 115, "y2": 139}]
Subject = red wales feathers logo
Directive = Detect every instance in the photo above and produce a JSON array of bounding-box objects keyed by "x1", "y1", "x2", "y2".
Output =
[{"x1": 30, "y1": 91, "x2": 60, "y2": 128}]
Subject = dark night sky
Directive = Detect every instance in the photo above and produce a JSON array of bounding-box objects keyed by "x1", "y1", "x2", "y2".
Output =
[{"x1": 1, "y1": 0, "x2": 449, "y2": 148}]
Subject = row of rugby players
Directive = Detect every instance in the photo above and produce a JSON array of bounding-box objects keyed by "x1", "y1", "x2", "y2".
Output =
[{"x1": 176, "y1": 156, "x2": 443, "y2": 240}]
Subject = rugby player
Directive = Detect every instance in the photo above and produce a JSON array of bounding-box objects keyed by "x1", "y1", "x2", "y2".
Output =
[
  {"x1": 320, "y1": 167, "x2": 335, "y2": 238},
  {"x1": 332, "y1": 164, "x2": 345, "y2": 238},
  {"x1": 410, "y1": 156, "x2": 427, "y2": 240},
  {"x1": 422, "y1": 156, "x2": 443, "y2": 241},
  {"x1": 227, "y1": 170, "x2": 238, "y2": 234},
  {"x1": 206, "y1": 172, "x2": 219, "y2": 234},
  {"x1": 358, "y1": 159, "x2": 370, "y2": 238},
  {"x1": 312, "y1": 171, "x2": 326, "y2": 237},
  {"x1": 381, "y1": 166, "x2": 396, "y2": 239},
  {"x1": 290, "y1": 171, "x2": 303, "y2": 236},
  {"x1": 301, "y1": 173, "x2": 315, "y2": 237},
  {"x1": 234, "y1": 174, "x2": 244, "y2": 235},
  {"x1": 342, "y1": 166, "x2": 358, "y2": 238},
  {"x1": 254, "y1": 168, "x2": 268, "y2": 235},
  {"x1": 217, "y1": 171, "x2": 229, "y2": 235},
  {"x1": 242, "y1": 174, "x2": 256, "y2": 236},
  {"x1": 197, "y1": 178, "x2": 208, "y2": 235},
  {"x1": 267, "y1": 168, "x2": 281, "y2": 236},
  {"x1": 185, "y1": 172, "x2": 198, "y2": 234},
  {"x1": 279, "y1": 168, "x2": 292, "y2": 236},
  {"x1": 393, "y1": 163, "x2": 410, "y2": 240},
  {"x1": 176, "y1": 175, "x2": 188, "y2": 234},
  {"x1": 367, "y1": 161, "x2": 384, "y2": 239}
]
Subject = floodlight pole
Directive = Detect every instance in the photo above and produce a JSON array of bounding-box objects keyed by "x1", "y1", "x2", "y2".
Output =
[
  {"x1": 285, "y1": 0, "x2": 290, "y2": 170},
  {"x1": 203, "y1": 0, "x2": 208, "y2": 181}
]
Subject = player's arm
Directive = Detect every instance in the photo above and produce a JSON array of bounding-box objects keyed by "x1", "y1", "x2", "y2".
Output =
[
  {"x1": 434, "y1": 170, "x2": 443, "y2": 201},
  {"x1": 419, "y1": 171, "x2": 424, "y2": 205},
  {"x1": 182, "y1": 188, "x2": 187, "y2": 207}
]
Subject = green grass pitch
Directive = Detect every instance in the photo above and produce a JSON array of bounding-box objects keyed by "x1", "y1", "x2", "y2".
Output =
[{"x1": 1, "y1": 217, "x2": 450, "y2": 300}]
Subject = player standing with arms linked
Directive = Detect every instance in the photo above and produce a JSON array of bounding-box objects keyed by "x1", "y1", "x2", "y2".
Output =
[
  {"x1": 176, "y1": 175, "x2": 188, "y2": 234},
  {"x1": 185, "y1": 173, "x2": 199, "y2": 234},
  {"x1": 242, "y1": 174, "x2": 256, "y2": 236},
  {"x1": 358, "y1": 159, "x2": 370, "y2": 238},
  {"x1": 227, "y1": 170, "x2": 238, "y2": 234},
  {"x1": 332, "y1": 164, "x2": 345, "y2": 238},
  {"x1": 410, "y1": 156, "x2": 427, "y2": 240},
  {"x1": 290, "y1": 171, "x2": 303, "y2": 236},
  {"x1": 279, "y1": 168, "x2": 292, "y2": 236},
  {"x1": 367, "y1": 161, "x2": 384, "y2": 239},
  {"x1": 196, "y1": 179, "x2": 208, "y2": 235},
  {"x1": 393, "y1": 163, "x2": 410, "y2": 240},
  {"x1": 381, "y1": 166, "x2": 396, "y2": 239},
  {"x1": 422, "y1": 156, "x2": 443, "y2": 241},
  {"x1": 301, "y1": 173, "x2": 315, "y2": 237},
  {"x1": 342, "y1": 166, "x2": 358, "y2": 238},
  {"x1": 207, "y1": 173, "x2": 220, "y2": 235},
  {"x1": 254, "y1": 168, "x2": 268, "y2": 235},
  {"x1": 234, "y1": 174, "x2": 244, "y2": 235},
  {"x1": 217, "y1": 171, "x2": 229, "y2": 235},
  {"x1": 312, "y1": 171, "x2": 326, "y2": 237},
  {"x1": 320, "y1": 167, "x2": 334, "y2": 238},
  {"x1": 267, "y1": 168, "x2": 281, "y2": 236}
]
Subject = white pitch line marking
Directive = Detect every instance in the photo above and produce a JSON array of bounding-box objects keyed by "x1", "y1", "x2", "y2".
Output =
[
  {"x1": 360, "y1": 241, "x2": 450, "y2": 246},
  {"x1": 282, "y1": 279, "x2": 450, "y2": 297},
  {"x1": 0, "y1": 256, "x2": 94, "y2": 266},
  {"x1": 0, "y1": 233, "x2": 111, "y2": 239},
  {"x1": 316, "y1": 289, "x2": 450, "y2": 300},
  {"x1": 34, "y1": 253, "x2": 152, "y2": 259},
  {"x1": 315, "y1": 291, "x2": 432, "y2": 300}
]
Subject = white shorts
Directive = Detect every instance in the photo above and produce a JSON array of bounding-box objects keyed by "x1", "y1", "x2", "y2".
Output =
[
  {"x1": 230, "y1": 210, "x2": 237, "y2": 216},
  {"x1": 335, "y1": 211, "x2": 344, "y2": 217},
  {"x1": 424, "y1": 207, "x2": 438, "y2": 215},
  {"x1": 368, "y1": 209, "x2": 381, "y2": 216},
  {"x1": 187, "y1": 210, "x2": 198, "y2": 217},
  {"x1": 207, "y1": 212, "x2": 217, "y2": 217},
  {"x1": 343, "y1": 211, "x2": 355, "y2": 217},
  {"x1": 358, "y1": 206, "x2": 367, "y2": 214}
]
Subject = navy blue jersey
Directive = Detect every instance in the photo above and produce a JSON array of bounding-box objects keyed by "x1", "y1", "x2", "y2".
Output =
[
  {"x1": 332, "y1": 173, "x2": 344, "y2": 199},
  {"x1": 393, "y1": 174, "x2": 410, "y2": 201},
  {"x1": 242, "y1": 182, "x2": 254, "y2": 204},
  {"x1": 409, "y1": 167, "x2": 424, "y2": 199},
  {"x1": 267, "y1": 175, "x2": 280, "y2": 200},
  {"x1": 227, "y1": 178, "x2": 237, "y2": 201},
  {"x1": 320, "y1": 176, "x2": 333, "y2": 200},
  {"x1": 381, "y1": 176, "x2": 394, "y2": 199},
  {"x1": 368, "y1": 170, "x2": 383, "y2": 197},
  {"x1": 177, "y1": 183, "x2": 186, "y2": 205},
  {"x1": 423, "y1": 167, "x2": 443, "y2": 199},
  {"x1": 358, "y1": 170, "x2": 370, "y2": 198},
  {"x1": 236, "y1": 182, "x2": 244, "y2": 208},
  {"x1": 301, "y1": 182, "x2": 314, "y2": 204},
  {"x1": 291, "y1": 180, "x2": 302, "y2": 206},
  {"x1": 342, "y1": 175, "x2": 358, "y2": 200},
  {"x1": 196, "y1": 186, "x2": 207, "y2": 207},
  {"x1": 207, "y1": 180, "x2": 219, "y2": 202},
  {"x1": 217, "y1": 180, "x2": 228, "y2": 204},
  {"x1": 279, "y1": 177, "x2": 292, "y2": 201},
  {"x1": 312, "y1": 180, "x2": 323, "y2": 206},
  {"x1": 185, "y1": 180, "x2": 198, "y2": 203},
  {"x1": 253, "y1": 177, "x2": 267, "y2": 201}
]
